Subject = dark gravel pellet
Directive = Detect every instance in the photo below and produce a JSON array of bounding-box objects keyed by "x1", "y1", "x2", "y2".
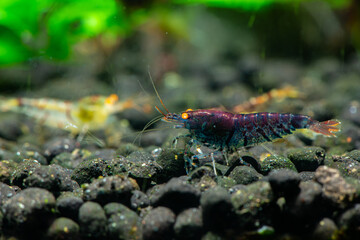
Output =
[
  {"x1": 116, "y1": 143, "x2": 140, "y2": 156},
  {"x1": 287, "y1": 147, "x2": 325, "y2": 172},
  {"x1": 201, "y1": 231, "x2": 224, "y2": 240},
  {"x1": 150, "y1": 177, "x2": 200, "y2": 214},
  {"x1": 47, "y1": 217, "x2": 80, "y2": 240},
  {"x1": 78, "y1": 201, "x2": 107, "y2": 239},
  {"x1": 174, "y1": 208, "x2": 203, "y2": 240},
  {"x1": 104, "y1": 202, "x2": 142, "y2": 240},
  {"x1": 22, "y1": 164, "x2": 79, "y2": 195},
  {"x1": 71, "y1": 157, "x2": 125, "y2": 185},
  {"x1": 229, "y1": 184, "x2": 247, "y2": 195},
  {"x1": 338, "y1": 204, "x2": 360, "y2": 238},
  {"x1": 154, "y1": 148, "x2": 187, "y2": 183},
  {"x1": 326, "y1": 155, "x2": 360, "y2": 179},
  {"x1": 83, "y1": 175, "x2": 139, "y2": 206},
  {"x1": 51, "y1": 152, "x2": 78, "y2": 169},
  {"x1": 231, "y1": 181, "x2": 276, "y2": 230},
  {"x1": 1, "y1": 187, "x2": 56, "y2": 238},
  {"x1": 51, "y1": 148, "x2": 92, "y2": 170},
  {"x1": 280, "y1": 181, "x2": 324, "y2": 233},
  {"x1": 345, "y1": 150, "x2": 360, "y2": 162},
  {"x1": 125, "y1": 150, "x2": 154, "y2": 162},
  {"x1": 260, "y1": 155, "x2": 297, "y2": 175},
  {"x1": 299, "y1": 171, "x2": 315, "y2": 181},
  {"x1": 0, "y1": 182, "x2": 17, "y2": 206},
  {"x1": 201, "y1": 186, "x2": 236, "y2": 234},
  {"x1": 268, "y1": 169, "x2": 301, "y2": 199},
  {"x1": 130, "y1": 189, "x2": 150, "y2": 210},
  {"x1": 0, "y1": 113, "x2": 24, "y2": 141},
  {"x1": 121, "y1": 150, "x2": 160, "y2": 189},
  {"x1": 71, "y1": 158, "x2": 108, "y2": 185},
  {"x1": 43, "y1": 137, "x2": 76, "y2": 161},
  {"x1": 315, "y1": 166, "x2": 356, "y2": 208},
  {"x1": 0, "y1": 160, "x2": 17, "y2": 184},
  {"x1": 56, "y1": 196, "x2": 84, "y2": 221},
  {"x1": 311, "y1": 218, "x2": 338, "y2": 240},
  {"x1": 216, "y1": 176, "x2": 237, "y2": 189},
  {"x1": 142, "y1": 206, "x2": 176, "y2": 240},
  {"x1": 191, "y1": 174, "x2": 217, "y2": 192},
  {"x1": 10, "y1": 159, "x2": 41, "y2": 187},
  {"x1": 228, "y1": 165, "x2": 262, "y2": 185},
  {"x1": 12, "y1": 148, "x2": 48, "y2": 165}
]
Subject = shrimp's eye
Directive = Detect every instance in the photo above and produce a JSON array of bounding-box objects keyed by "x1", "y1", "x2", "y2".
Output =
[
  {"x1": 185, "y1": 108, "x2": 193, "y2": 112},
  {"x1": 181, "y1": 112, "x2": 189, "y2": 119}
]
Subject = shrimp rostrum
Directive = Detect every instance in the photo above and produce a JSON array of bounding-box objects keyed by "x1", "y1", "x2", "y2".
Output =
[{"x1": 159, "y1": 108, "x2": 341, "y2": 173}]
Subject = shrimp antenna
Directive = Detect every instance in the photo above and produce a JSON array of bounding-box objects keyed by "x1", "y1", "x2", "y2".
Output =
[
  {"x1": 148, "y1": 66, "x2": 170, "y2": 114},
  {"x1": 155, "y1": 105, "x2": 166, "y2": 117}
]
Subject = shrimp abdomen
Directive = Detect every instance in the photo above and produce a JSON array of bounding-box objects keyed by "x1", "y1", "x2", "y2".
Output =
[{"x1": 231, "y1": 112, "x2": 312, "y2": 147}]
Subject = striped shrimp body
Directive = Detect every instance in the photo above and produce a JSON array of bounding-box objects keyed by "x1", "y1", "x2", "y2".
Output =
[
  {"x1": 162, "y1": 109, "x2": 340, "y2": 172},
  {"x1": 148, "y1": 74, "x2": 339, "y2": 173}
]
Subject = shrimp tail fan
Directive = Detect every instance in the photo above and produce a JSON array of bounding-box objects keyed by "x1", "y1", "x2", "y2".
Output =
[{"x1": 309, "y1": 119, "x2": 341, "y2": 137}]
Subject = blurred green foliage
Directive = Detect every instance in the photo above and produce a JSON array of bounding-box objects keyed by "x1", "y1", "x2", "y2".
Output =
[
  {"x1": 174, "y1": 0, "x2": 351, "y2": 9},
  {"x1": 0, "y1": 0, "x2": 129, "y2": 65},
  {"x1": 0, "y1": 0, "x2": 355, "y2": 66}
]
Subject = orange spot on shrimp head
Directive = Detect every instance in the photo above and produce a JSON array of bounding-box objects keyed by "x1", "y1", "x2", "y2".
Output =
[{"x1": 105, "y1": 94, "x2": 119, "y2": 105}]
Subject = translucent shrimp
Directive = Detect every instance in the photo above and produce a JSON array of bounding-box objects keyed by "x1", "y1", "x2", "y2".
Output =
[
  {"x1": 232, "y1": 86, "x2": 302, "y2": 113},
  {"x1": 0, "y1": 94, "x2": 151, "y2": 134}
]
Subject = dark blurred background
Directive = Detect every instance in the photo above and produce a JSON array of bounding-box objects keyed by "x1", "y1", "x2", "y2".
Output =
[{"x1": 0, "y1": 0, "x2": 359, "y2": 107}]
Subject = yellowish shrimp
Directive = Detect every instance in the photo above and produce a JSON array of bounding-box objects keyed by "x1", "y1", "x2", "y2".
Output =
[
  {"x1": 232, "y1": 86, "x2": 303, "y2": 113},
  {"x1": 0, "y1": 94, "x2": 151, "y2": 134}
]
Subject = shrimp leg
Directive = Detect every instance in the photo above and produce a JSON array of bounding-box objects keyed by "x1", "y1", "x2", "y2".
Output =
[{"x1": 172, "y1": 134, "x2": 191, "y2": 148}]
